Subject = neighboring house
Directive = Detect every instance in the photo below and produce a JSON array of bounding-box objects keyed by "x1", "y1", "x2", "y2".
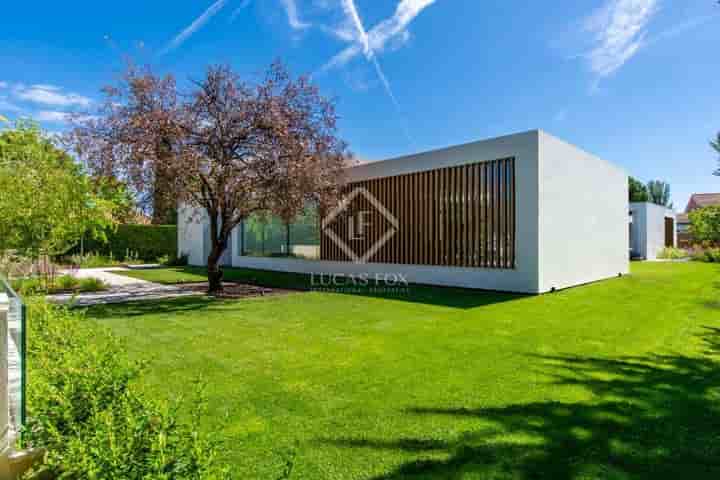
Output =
[
  {"x1": 629, "y1": 202, "x2": 676, "y2": 260},
  {"x1": 685, "y1": 192, "x2": 720, "y2": 211},
  {"x1": 677, "y1": 213, "x2": 690, "y2": 248},
  {"x1": 179, "y1": 130, "x2": 629, "y2": 294},
  {"x1": 677, "y1": 193, "x2": 720, "y2": 248}
]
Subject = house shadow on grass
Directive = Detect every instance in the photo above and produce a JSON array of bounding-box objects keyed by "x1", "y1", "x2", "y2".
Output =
[
  {"x1": 326, "y1": 327, "x2": 720, "y2": 479},
  {"x1": 223, "y1": 266, "x2": 528, "y2": 309},
  {"x1": 132, "y1": 266, "x2": 527, "y2": 310},
  {"x1": 334, "y1": 284, "x2": 527, "y2": 310}
]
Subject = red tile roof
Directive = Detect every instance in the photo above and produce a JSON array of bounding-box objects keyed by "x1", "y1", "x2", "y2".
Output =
[{"x1": 686, "y1": 193, "x2": 720, "y2": 212}]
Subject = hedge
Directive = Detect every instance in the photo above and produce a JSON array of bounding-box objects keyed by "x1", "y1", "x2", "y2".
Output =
[{"x1": 75, "y1": 224, "x2": 177, "y2": 261}]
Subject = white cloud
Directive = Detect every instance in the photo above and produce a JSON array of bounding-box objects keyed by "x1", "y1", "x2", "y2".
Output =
[
  {"x1": 160, "y1": 0, "x2": 229, "y2": 55},
  {"x1": 340, "y1": 0, "x2": 371, "y2": 57},
  {"x1": 229, "y1": 0, "x2": 251, "y2": 23},
  {"x1": 582, "y1": 0, "x2": 658, "y2": 78},
  {"x1": 0, "y1": 96, "x2": 22, "y2": 112},
  {"x1": 322, "y1": 0, "x2": 437, "y2": 72},
  {"x1": 14, "y1": 84, "x2": 92, "y2": 107},
  {"x1": 326, "y1": 1, "x2": 419, "y2": 146},
  {"x1": 280, "y1": 0, "x2": 310, "y2": 30},
  {"x1": 34, "y1": 111, "x2": 98, "y2": 124},
  {"x1": 34, "y1": 111, "x2": 71, "y2": 123}
]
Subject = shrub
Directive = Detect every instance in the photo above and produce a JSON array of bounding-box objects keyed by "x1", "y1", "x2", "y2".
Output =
[
  {"x1": 66, "y1": 252, "x2": 121, "y2": 268},
  {"x1": 158, "y1": 253, "x2": 189, "y2": 267},
  {"x1": 77, "y1": 276, "x2": 107, "y2": 292},
  {"x1": 0, "y1": 251, "x2": 34, "y2": 279},
  {"x1": 21, "y1": 299, "x2": 230, "y2": 479},
  {"x1": 691, "y1": 247, "x2": 720, "y2": 263},
  {"x1": 657, "y1": 247, "x2": 688, "y2": 260},
  {"x1": 54, "y1": 274, "x2": 79, "y2": 291},
  {"x1": 689, "y1": 206, "x2": 720, "y2": 245},
  {"x1": 10, "y1": 277, "x2": 45, "y2": 295}
]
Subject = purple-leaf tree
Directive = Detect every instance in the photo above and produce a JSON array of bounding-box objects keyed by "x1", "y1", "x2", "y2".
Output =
[{"x1": 71, "y1": 62, "x2": 350, "y2": 293}]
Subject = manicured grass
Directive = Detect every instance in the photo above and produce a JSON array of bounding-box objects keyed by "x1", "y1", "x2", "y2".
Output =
[
  {"x1": 86, "y1": 262, "x2": 720, "y2": 479},
  {"x1": 117, "y1": 265, "x2": 320, "y2": 290}
]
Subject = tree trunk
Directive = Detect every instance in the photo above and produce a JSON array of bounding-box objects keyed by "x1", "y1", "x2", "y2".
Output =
[
  {"x1": 207, "y1": 254, "x2": 223, "y2": 294},
  {"x1": 285, "y1": 223, "x2": 291, "y2": 257},
  {"x1": 207, "y1": 213, "x2": 226, "y2": 295}
]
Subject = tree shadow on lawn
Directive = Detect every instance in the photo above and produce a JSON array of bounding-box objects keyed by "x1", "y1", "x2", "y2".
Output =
[
  {"x1": 83, "y1": 296, "x2": 222, "y2": 319},
  {"x1": 325, "y1": 327, "x2": 720, "y2": 479}
]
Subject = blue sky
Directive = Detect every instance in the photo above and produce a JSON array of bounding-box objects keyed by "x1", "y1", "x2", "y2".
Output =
[{"x1": 1, "y1": 0, "x2": 718, "y2": 209}]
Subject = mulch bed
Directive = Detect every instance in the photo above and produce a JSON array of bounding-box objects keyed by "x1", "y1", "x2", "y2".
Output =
[{"x1": 176, "y1": 282, "x2": 299, "y2": 299}]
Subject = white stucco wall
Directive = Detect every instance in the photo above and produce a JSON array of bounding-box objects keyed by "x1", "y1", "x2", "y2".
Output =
[
  {"x1": 629, "y1": 202, "x2": 676, "y2": 260},
  {"x1": 177, "y1": 205, "x2": 207, "y2": 267},
  {"x1": 178, "y1": 205, "x2": 236, "y2": 267},
  {"x1": 537, "y1": 131, "x2": 629, "y2": 291}
]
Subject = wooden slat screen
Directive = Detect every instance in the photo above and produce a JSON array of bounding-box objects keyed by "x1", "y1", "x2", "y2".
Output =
[{"x1": 321, "y1": 157, "x2": 516, "y2": 269}]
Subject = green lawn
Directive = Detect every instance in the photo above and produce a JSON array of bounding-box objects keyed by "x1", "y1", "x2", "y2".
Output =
[
  {"x1": 117, "y1": 265, "x2": 313, "y2": 290},
  {"x1": 87, "y1": 262, "x2": 720, "y2": 479}
]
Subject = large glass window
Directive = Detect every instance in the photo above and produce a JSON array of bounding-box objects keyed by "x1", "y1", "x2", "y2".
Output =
[
  {"x1": 289, "y1": 207, "x2": 320, "y2": 259},
  {"x1": 240, "y1": 205, "x2": 320, "y2": 259}
]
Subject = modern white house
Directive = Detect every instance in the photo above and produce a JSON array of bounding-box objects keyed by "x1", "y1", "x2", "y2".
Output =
[
  {"x1": 178, "y1": 130, "x2": 629, "y2": 294},
  {"x1": 629, "y1": 202, "x2": 677, "y2": 260}
]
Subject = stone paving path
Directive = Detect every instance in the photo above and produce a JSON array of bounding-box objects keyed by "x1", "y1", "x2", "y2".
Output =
[{"x1": 47, "y1": 267, "x2": 204, "y2": 307}]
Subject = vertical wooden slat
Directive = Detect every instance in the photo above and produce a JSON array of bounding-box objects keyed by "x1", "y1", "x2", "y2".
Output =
[
  {"x1": 439, "y1": 168, "x2": 445, "y2": 265},
  {"x1": 498, "y1": 162, "x2": 505, "y2": 268},
  {"x1": 485, "y1": 161, "x2": 491, "y2": 268},
  {"x1": 434, "y1": 169, "x2": 440, "y2": 265},
  {"x1": 413, "y1": 173, "x2": 419, "y2": 264},
  {"x1": 459, "y1": 166, "x2": 464, "y2": 267},
  {"x1": 471, "y1": 163, "x2": 479, "y2": 267},
  {"x1": 493, "y1": 160, "x2": 499, "y2": 268},
  {"x1": 455, "y1": 166, "x2": 462, "y2": 267},
  {"x1": 466, "y1": 164, "x2": 473, "y2": 267},
  {"x1": 504, "y1": 160, "x2": 510, "y2": 268},
  {"x1": 450, "y1": 167, "x2": 457, "y2": 266},
  {"x1": 465, "y1": 164, "x2": 472, "y2": 267},
  {"x1": 494, "y1": 160, "x2": 501, "y2": 268},
  {"x1": 463, "y1": 164, "x2": 469, "y2": 267},
  {"x1": 401, "y1": 174, "x2": 408, "y2": 264},
  {"x1": 478, "y1": 163, "x2": 484, "y2": 267},
  {"x1": 321, "y1": 157, "x2": 516, "y2": 269},
  {"x1": 510, "y1": 158, "x2": 516, "y2": 268},
  {"x1": 489, "y1": 162, "x2": 495, "y2": 268},
  {"x1": 420, "y1": 171, "x2": 426, "y2": 265},
  {"x1": 375, "y1": 178, "x2": 382, "y2": 263}
]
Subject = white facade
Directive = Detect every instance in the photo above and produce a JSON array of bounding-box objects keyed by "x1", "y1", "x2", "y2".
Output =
[
  {"x1": 179, "y1": 130, "x2": 629, "y2": 294},
  {"x1": 629, "y1": 202, "x2": 676, "y2": 260}
]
